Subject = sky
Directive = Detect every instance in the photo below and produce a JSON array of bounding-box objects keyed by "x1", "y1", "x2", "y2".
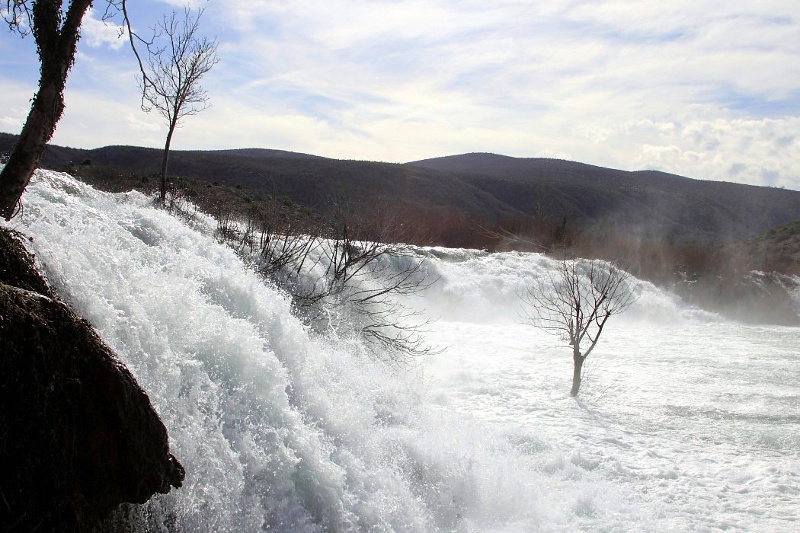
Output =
[{"x1": 1, "y1": 0, "x2": 799, "y2": 190}]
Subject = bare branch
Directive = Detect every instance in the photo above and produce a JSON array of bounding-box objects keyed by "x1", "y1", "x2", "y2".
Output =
[{"x1": 3, "y1": 0, "x2": 33, "y2": 35}]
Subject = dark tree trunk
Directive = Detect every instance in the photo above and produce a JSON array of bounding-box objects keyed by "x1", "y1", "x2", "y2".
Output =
[
  {"x1": 0, "y1": 82, "x2": 62, "y2": 219},
  {"x1": 159, "y1": 122, "x2": 176, "y2": 206},
  {"x1": 0, "y1": 0, "x2": 93, "y2": 220},
  {"x1": 570, "y1": 350, "x2": 584, "y2": 397}
]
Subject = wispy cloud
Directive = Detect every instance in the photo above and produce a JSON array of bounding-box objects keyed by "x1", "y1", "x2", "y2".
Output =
[{"x1": 1, "y1": 0, "x2": 798, "y2": 189}]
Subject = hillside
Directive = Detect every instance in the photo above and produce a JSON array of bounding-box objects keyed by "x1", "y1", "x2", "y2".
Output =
[
  {"x1": 0, "y1": 135, "x2": 517, "y2": 224},
  {"x1": 409, "y1": 153, "x2": 800, "y2": 244},
  {"x1": 2, "y1": 133, "x2": 800, "y2": 248},
  {"x1": 732, "y1": 220, "x2": 800, "y2": 276}
]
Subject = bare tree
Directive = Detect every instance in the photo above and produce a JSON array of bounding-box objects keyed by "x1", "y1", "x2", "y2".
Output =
[
  {"x1": 0, "y1": 1, "x2": 213, "y2": 218},
  {"x1": 0, "y1": 0, "x2": 94, "y2": 219},
  {"x1": 520, "y1": 258, "x2": 637, "y2": 396},
  {"x1": 128, "y1": 6, "x2": 218, "y2": 206}
]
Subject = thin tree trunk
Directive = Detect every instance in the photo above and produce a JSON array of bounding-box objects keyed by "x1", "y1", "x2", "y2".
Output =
[
  {"x1": 0, "y1": 0, "x2": 92, "y2": 220},
  {"x1": 159, "y1": 122, "x2": 176, "y2": 206},
  {"x1": 570, "y1": 351, "x2": 584, "y2": 397}
]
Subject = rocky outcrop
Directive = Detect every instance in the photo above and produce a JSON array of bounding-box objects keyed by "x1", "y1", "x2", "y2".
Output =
[{"x1": 0, "y1": 228, "x2": 184, "y2": 531}]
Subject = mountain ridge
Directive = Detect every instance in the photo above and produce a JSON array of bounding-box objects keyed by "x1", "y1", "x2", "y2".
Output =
[
  {"x1": 408, "y1": 152, "x2": 800, "y2": 244},
  {"x1": 2, "y1": 132, "x2": 799, "y2": 246}
]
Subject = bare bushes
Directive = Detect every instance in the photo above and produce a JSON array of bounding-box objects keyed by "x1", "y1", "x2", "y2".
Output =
[
  {"x1": 218, "y1": 207, "x2": 437, "y2": 362},
  {"x1": 162, "y1": 184, "x2": 201, "y2": 224},
  {"x1": 304, "y1": 226, "x2": 435, "y2": 361}
]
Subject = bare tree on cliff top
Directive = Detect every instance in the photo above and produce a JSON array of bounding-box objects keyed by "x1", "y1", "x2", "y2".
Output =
[
  {"x1": 128, "y1": 6, "x2": 218, "y2": 207},
  {"x1": 520, "y1": 258, "x2": 637, "y2": 396},
  {"x1": 0, "y1": 0, "x2": 94, "y2": 220}
]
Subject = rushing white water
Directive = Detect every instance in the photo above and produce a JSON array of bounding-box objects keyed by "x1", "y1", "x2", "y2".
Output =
[{"x1": 6, "y1": 170, "x2": 799, "y2": 532}]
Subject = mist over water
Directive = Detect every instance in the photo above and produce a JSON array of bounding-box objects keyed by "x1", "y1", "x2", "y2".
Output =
[{"x1": 6, "y1": 170, "x2": 799, "y2": 532}]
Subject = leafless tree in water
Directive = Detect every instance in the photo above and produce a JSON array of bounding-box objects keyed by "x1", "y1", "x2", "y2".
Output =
[{"x1": 520, "y1": 258, "x2": 636, "y2": 396}]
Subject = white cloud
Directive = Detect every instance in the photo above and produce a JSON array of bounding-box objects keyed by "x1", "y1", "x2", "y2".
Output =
[
  {"x1": 3, "y1": 0, "x2": 799, "y2": 190},
  {"x1": 158, "y1": 0, "x2": 208, "y2": 8},
  {"x1": 0, "y1": 116, "x2": 24, "y2": 130},
  {"x1": 125, "y1": 112, "x2": 162, "y2": 133},
  {"x1": 0, "y1": 81, "x2": 34, "y2": 131},
  {"x1": 80, "y1": 9, "x2": 127, "y2": 50},
  {"x1": 618, "y1": 114, "x2": 800, "y2": 188}
]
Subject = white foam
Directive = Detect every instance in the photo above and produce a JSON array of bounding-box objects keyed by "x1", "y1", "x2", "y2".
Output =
[{"x1": 5, "y1": 169, "x2": 798, "y2": 532}]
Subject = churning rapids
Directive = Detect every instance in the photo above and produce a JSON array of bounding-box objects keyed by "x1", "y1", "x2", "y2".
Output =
[{"x1": 5, "y1": 170, "x2": 799, "y2": 532}]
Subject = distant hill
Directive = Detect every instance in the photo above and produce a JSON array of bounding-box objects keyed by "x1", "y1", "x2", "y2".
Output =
[
  {"x1": 0, "y1": 134, "x2": 520, "y2": 224},
  {"x1": 2, "y1": 133, "x2": 800, "y2": 247},
  {"x1": 409, "y1": 153, "x2": 800, "y2": 244}
]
